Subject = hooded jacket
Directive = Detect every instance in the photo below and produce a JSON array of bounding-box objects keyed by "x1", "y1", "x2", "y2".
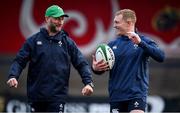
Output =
[{"x1": 8, "y1": 28, "x2": 92, "y2": 102}]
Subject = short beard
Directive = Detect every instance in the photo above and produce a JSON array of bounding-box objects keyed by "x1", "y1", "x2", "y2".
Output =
[{"x1": 49, "y1": 23, "x2": 58, "y2": 33}]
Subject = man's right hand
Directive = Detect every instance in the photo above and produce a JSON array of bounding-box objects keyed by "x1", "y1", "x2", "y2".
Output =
[
  {"x1": 92, "y1": 55, "x2": 109, "y2": 71},
  {"x1": 7, "y1": 78, "x2": 18, "y2": 88}
]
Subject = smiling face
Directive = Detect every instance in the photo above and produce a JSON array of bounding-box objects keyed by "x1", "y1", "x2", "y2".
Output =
[
  {"x1": 113, "y1": 9, "x2": 137, "y2": 36},
  {"x1": 45, "y1": 16, "x2": 65, "y2": 34},
  {"x1": 113, "y1": 14, "x2": 129, "y2": 36}
]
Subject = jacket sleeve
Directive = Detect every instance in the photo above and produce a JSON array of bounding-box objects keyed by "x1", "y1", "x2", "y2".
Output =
[
  {"x1": 8, "y1": 39, "x2": 32, "y2": 80},
  {"x1": 138, "y1": 37, "x2": 165, "y2": 62},
  {"x1": 67, "y1": 37, "x2": 93, "y2": 85}
]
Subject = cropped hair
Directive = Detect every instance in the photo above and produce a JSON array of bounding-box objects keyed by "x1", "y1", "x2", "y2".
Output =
[{"x1": 115, "y1": 9, "x2": 137, "y2": 23}]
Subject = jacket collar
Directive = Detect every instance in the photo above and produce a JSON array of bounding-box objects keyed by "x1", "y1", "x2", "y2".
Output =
[{"x1": 117, "y1": 35, "x2": 129, "y2": 41}]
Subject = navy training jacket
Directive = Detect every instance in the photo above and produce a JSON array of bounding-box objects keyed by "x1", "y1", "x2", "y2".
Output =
[
  {"x1": 107, "y1": 35, "x2": 165, "y2": 102},
  {"x1": 8, "y1": 28, "x2": 92, "y2": 102}
]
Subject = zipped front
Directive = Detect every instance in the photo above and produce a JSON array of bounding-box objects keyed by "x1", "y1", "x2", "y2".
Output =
[{"x1": 9, "y1": 28, "x2": 92, "y2": 102}]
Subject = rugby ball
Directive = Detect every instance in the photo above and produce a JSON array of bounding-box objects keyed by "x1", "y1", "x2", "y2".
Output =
[{"x1": 95, "y1": 44, "x2": 115, "y2": 69}]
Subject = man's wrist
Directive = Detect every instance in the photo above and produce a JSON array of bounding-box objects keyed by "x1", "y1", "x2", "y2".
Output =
[{"x1": 87, "y1": 82, "x2": 94, "y2": 88}]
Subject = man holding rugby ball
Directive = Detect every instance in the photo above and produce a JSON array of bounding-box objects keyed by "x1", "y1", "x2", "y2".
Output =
[{"x1": 92, "y1": 9, "x2": 165, "y2": 113}]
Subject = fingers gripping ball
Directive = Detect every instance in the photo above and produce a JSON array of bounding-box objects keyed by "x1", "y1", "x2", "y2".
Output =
[{"x1": 95, "y1": 44, "x2": 115, "y2": 69}]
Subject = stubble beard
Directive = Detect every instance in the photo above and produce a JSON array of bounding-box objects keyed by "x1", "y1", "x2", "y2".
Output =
[{"x1": 49, "y1": 23, "x2": 58, "y2": 33}]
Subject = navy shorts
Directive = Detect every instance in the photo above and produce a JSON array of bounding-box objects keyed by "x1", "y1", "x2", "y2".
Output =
[
  {"x1": 29, "y1": 101, "x2": 65, "y2": 112},
  {"x1": 110, "y1": 98, "x2": 146, "y2": 112}
]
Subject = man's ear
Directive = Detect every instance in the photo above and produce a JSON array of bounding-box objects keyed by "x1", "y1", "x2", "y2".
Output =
[{"x1": 45, "y1": 17, "x2": 49, "y2": 22}]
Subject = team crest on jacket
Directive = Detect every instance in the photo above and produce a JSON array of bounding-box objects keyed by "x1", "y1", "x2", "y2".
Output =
[
  {"x1": 58, "y1": 41, "x2": 62, "y2": 47},
  {"x1": 134, "y1": 101, "x2": 139, "y2": 107},
  {"x1": 134, "y1": 44, "x2": 138, "y2": 49}
]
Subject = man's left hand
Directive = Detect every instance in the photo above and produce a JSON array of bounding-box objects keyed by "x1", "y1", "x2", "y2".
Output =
[
  {"x1": 127, "y1": 32, "x2": 141, "y2": 44},
  {"x1": 81, "y1": 84, "x2": 93, "y2": 96}
]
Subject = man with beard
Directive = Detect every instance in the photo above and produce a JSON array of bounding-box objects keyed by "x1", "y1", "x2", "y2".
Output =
[
  {"x1": 7, "y1": 5, "x2": 94, "y2": 112},
  {"x1": 92, "y1": 9, "x2": 165, "y2": 113}
]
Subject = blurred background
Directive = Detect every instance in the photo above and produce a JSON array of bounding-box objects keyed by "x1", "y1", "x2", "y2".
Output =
[{"x1": 0, "y1": 0, "x2": 180, "y2": 112}]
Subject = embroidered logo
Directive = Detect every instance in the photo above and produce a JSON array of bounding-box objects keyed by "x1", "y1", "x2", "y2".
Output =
[
  {"x1": 112, "y1": 109, "x2": 119, "y2": 113},
  {"x1": 112, "y1": 46, "x2": 117, "y2": 49},
  {"x1": 37, "y1": 41, "x2": 42, "y2": 45},
  {"x1": 59, "y1": 104, "x2": 64, "y2": 113},
  {"x1": 134, "y1": 44, "x2": 138, "y2": 49},
  {"x1": 58, "y1": 41, "x2": 62, "y2": 46},
  {"x1": 134, "y1": 101, "x2": 139, "y2": 107}
]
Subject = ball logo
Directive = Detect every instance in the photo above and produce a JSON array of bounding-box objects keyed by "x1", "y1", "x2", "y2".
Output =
[{"x1": 108, "y1": 48, "x2": 115, "y2": 63}]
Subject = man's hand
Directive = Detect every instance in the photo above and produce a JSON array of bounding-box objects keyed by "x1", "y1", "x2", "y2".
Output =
[
  {"x1": 81, "y1": 84, "x2": 93, "y2": 96},
  {"x1": 127, "y1": 32, "x2": 141, "y2": 44},
  {"x1": 7, "y1": 78, "x2": 18, "y2": 88},
  {"x1": 92, "y1": 55, "x2": 109, "y2": 71}
]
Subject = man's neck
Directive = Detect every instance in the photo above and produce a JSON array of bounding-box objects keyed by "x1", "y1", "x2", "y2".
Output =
[{"x1": 48, "y1": 32, "x2": 58, "y2": 36}]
